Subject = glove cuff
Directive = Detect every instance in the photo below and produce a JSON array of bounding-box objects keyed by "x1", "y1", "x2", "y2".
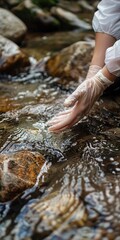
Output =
[
  {"x1": 96, "y1": 70, "x2": 114, "y2": 88},
  {"x1": 86, "y1": 65, "x2": 102, "y2": 79}
]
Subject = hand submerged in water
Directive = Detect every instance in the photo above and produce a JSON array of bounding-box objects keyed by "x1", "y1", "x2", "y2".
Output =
[{"x1": 48, "y1": 69, "x2": 113, "y2": 133}]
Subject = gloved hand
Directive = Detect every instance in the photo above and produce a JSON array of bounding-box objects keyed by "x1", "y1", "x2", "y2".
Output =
[{"x1": 48, "y1": 69, "x2": 113, "y2": 132}]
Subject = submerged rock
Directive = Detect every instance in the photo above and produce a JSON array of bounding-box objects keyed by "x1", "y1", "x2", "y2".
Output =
[
  {"x1": 0, "y1": 8, "x2": 27, "y2": 43},
  {"x1": 0, "y1": 150, "x2": 45, "y2": 202},
  {"x1": 0, "y1": 35, "x2": 29, "y2": 73},
  {"x1": 101, "y1": 128, "x2": 120, "y2": 139},
  {"x1": 12, "y1": 0, "x2": 60, "y2": 31},
  {"x1": 46, "y1": 41, "x2": 94, "y2": 80},
  {"x1": 0, "y1": 97, "x2": 20, "y2": 113},
  {"x1": 12, "y1": 191, "x2": 88, "y2": 239},
  {"x1": 51, "y1": 7, "x2": 92, "y2": 30}
]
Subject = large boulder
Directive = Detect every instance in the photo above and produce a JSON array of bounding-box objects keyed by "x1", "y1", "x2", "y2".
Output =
[
  {"x1": 0, "y1": 8, "x2": 27, "y2": 43},
  {"x1": 46, "y1": 40, "x2": 120, "y2": 93},
  {"x1": 46, "y1": 41, "x2": 94, "y2": 81},
  {"x1": 0, "y1": 150, "x2": 45, "y2": 202},
  {"x1": 0, "y1": 35, "x2": 29, "y2": 73}
]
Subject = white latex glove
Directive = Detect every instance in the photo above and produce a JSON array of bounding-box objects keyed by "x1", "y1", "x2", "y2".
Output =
[
  {"x1": 85, "y1": 65, "x2": 102, "y2": 79},
  {"x1": 48, "y1": 70, "x2": 113, "y2": 132},
  {"x1": 48, "y1": 65, "x2": 101, "y2": 132},
  {"x1": 48, "y1": 70, "x2": 114, "y2": 132}
]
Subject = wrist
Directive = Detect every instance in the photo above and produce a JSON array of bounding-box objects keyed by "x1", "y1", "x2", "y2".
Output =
[
  {"x1": 101, "y1": 66, "x2": 116, "y2": 83},
  {"x1": 96, "y1": 70, "x2": 114, "y2": 89},
  {"x1": 86, "y1": 65, "x2": 102, "y2": 80}
]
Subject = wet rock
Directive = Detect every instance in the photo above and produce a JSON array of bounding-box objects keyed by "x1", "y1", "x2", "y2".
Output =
[
  {"x1": 101, "y1": 128, "x2": 120, "y2": 139},
  {"x1": 78, "y1": 0, "x2": 94, "y2": 11},
  {"x1": 0, "y1": 35, "x2": 29, "y2": 73},
  {"x1": 0, "y1": 0, "x2": 21, "y2": 8},
  {"x1": 58, "y1": 0, "x2": 82, "y2": 13},
  {"x1": 0, "y1": 97, "x2": 20, "y2": 113},
  {"x1": 0, "y1": 150, "x2": 45, "y2": 202},
  {"x1": 0, "y1": 8, "x2": 27, "y2": 43},
  {"x1": 13, "y1": 191, "x2": 87, "y2": 238},
  {"x1": 46, "y1": 41, "x2": 94, "y2": 81},
  {"x1": 32, "y1": 0, "x2": 58, "y2": 8},
  {"x1": 114, "y1": 95, "x2": 120, "y2": 106},
  {"x1": 12, "y1": 0, "x2": 60, "y2": 31},
  {"x1": 104, "y1": 77, "x2": 120, "y2": 95},
  {"x1": 51, "y1": 7, "x2": 92, "y2": 30}
]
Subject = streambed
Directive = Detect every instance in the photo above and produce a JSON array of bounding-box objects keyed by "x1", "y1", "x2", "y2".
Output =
[{"x1": 0, "y1": 31, "x2": 120, "y2": 240}]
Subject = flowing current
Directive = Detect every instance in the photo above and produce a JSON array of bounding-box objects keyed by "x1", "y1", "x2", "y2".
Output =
[{"x1": 0, "y1": 31, "x2": 120, "y2": 240}]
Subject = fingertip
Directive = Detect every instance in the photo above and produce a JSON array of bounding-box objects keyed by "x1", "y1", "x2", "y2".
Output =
[
  {"x1": 48, "y1": 126, "x2": 56, "y2": 132},
  {"x1": 64, "y1": 100, "x2": 75, "y2": 107}
]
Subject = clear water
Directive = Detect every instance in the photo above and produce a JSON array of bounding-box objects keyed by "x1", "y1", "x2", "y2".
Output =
[{"x1": 0, "y1": 31, "x2": 120, "y2": 240}]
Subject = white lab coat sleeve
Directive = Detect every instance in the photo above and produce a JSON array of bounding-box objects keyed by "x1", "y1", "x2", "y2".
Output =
[
  {"x1": 92, "y1": 0, "x2": 120, "y2": 77},
  {"x1": 105, "y1": 40, "x2": 120, "y2": 77},
  {"x1": 92, "y1": 0, "x2": 120, "y2": 40}
]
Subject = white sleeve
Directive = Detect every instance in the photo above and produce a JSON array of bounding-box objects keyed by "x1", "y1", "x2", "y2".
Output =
[
  {"x1": 92, "y1": 0, "x2": 120, "y2": 40},
  {"x1": 105, "y1": 40, "x2": 120, "y2": 77}
]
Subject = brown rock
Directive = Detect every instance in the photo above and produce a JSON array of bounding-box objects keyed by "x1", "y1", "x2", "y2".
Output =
[
  {"x1": 0, "y1": 35, "x2": 29, "y2": 73},
  {"x1": 0, "y1": 8, "x2": 27, "y2": 43},
  {"x1": 46, "y1": 41, "x2": 94, "y2": 81},
  {"x1": 0, "y1": 97, "x2": 20, "y2": 113},
  {"x1": 0, "y1": 150, "x2": 45, "y2": 202},
  {"x1": 101, "y1": 128, "x2": 120, "y2": 139}
]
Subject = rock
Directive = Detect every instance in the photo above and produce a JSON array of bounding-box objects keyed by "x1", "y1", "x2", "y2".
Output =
[
  {"x1": 0, "y1": 0, "x2": 21, "y2": 8},
  {"x1": 15, "y1": 191, "x2": 87, "y2": 238},
  {"x1": 0, "y1": 97, "x2": 20, "y2": 113},
  {"x1": 0, "y1": 150, "x2": 45, "y2": 202},
  {"x1": 7, "y1": 0, "x2": 20, "y2": 5},
  {"x1": 58, "y1": 0, "x2": 82, "y2": 13},
  {"x1": 78, "y1": 0, "x2": 94, "y2": 11},
  {"x1": 12, "y1": 0, "x2": 60, "y2": 31},
  {"x1": 0, "y1": 8, "x2": 27, "y2": 43},
  {"x1": 46, "y1": 41, "x2": 94, "y2": 81},
  {"x1": 104, "y1": 77, "x2": 120, "y2": 95},
  {"x1": 32, "y1": 0, "x2": 58, "y2": 8},
  {"x1": 51, "y1": 7, "x2": 92, "y2": 30},
  {"x1": 101, "y1": 128, "x2": 120, "y2": 139},
  {"x1": 0, "y1": 35, "x2": 29, "y2": 73}
]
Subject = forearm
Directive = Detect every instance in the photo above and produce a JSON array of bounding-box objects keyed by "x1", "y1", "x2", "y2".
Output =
[{"x1": 91, "y1": 33, "x2": 116, "y2": 68}]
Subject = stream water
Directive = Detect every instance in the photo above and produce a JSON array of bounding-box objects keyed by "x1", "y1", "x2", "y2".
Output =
[{"x1": 0, "y1": 30, "x2": 120, "y2": 240}]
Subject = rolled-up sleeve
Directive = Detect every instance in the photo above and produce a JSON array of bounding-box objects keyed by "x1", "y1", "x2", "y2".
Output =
[
  {"x1": 105, "y1": 40, "x2": 120, "y2": 77},
  {"x1": 92, "y1": 0, "x2": 120, "y2": 77},
  {"x1": 92, "y1": 0, "x2": 120, "y2": 40}
]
